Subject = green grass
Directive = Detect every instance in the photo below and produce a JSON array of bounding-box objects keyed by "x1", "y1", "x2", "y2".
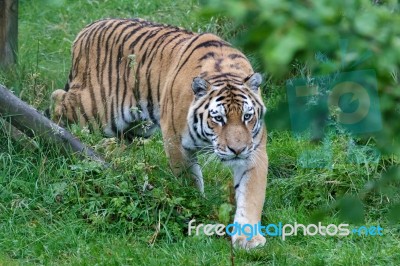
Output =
[{"x1": 1, "y1": 0, "x2": 399, "y2": 265}]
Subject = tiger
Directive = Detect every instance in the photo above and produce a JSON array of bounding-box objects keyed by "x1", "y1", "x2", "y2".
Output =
[{"x1": 50, "y1": 18, "x2": 268, "y2": 249}]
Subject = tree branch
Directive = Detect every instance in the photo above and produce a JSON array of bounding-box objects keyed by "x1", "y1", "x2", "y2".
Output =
[{"x1": 0, "y1": 84, "x2": 107, "y2": 165}]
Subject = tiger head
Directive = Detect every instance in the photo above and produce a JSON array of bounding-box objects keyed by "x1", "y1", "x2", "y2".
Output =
[{"x1": 188, "y1": 73, "x2": 266, "y2": 163}]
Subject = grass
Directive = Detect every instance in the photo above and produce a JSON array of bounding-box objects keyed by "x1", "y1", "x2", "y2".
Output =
[{"x1": 1, "y1": 0, "x2": 400, "y2": 265}]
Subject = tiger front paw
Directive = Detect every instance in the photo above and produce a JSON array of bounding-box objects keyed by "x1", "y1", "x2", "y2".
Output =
[{"x1": 232, "y1": 234, "x2": 266, "y2": 250}]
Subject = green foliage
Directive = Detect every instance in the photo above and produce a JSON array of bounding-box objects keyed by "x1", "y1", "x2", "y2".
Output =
[{"x1": 202, "y1": 0, "x2": 399, "y2": 76}]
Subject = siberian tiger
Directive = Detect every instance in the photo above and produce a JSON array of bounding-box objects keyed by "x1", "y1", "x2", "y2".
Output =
[{"x1": 50, "y1": 18, "x2": 268, "y2": 249}]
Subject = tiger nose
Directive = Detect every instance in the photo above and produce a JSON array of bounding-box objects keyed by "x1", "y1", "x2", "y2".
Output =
[{"x1": 227, "y1": 146, "x2": 246, "y2": 155}]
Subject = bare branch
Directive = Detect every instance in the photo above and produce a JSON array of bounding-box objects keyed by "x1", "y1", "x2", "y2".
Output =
[{"x1": 0, "y1": 84, "x2": 107, "y2": 165}]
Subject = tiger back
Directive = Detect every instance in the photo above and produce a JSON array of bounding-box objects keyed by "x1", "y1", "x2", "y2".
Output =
[{"x1": 51, "y1": 18, "x2": 269, "y2": 249}]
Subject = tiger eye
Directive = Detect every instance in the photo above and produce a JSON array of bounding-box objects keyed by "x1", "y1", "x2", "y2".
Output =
[
  {"x1": 214, "y1": 116, "x2": 223, "y2": 122},
  {"x1": 244, "y1": 114, "x2": 252, "y2": 120}
]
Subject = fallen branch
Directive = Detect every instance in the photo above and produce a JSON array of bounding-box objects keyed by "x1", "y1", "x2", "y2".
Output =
[
  {"x1": 0, "y1": 118, "x2": 39, "y2": 150},
  {"x1": 0, "y1": 84, "x2": 107, "y2": 165}
]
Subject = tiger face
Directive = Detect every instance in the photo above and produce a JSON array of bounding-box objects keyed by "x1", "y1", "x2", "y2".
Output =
[
  {"x1": 209, "y1": 95, "x2": 259, "y2": 161},
  {"x1": 188, "y1": 73, "x2": 266, "y2": 163}
]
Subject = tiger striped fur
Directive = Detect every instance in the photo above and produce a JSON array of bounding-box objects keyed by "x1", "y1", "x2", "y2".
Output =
[{"x1": 50, "y1": 18, "x2": 268, "y2": 249}]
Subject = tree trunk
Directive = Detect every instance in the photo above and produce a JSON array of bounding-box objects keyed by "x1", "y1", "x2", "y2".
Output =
[
  {"x1": 0, "y1": 0, "x2": 18, "y2": 68},
  {"x1": 0, "y1": 84, "x2": 107, "y2": 165}
]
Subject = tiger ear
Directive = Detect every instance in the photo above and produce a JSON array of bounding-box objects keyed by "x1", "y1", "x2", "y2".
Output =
[
  {"x1": 244, "y1": 73, "x2": 262, "y2": 92},
  {"x1": 192, "y1": 77, "x2": 210, "y2": 99}
]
